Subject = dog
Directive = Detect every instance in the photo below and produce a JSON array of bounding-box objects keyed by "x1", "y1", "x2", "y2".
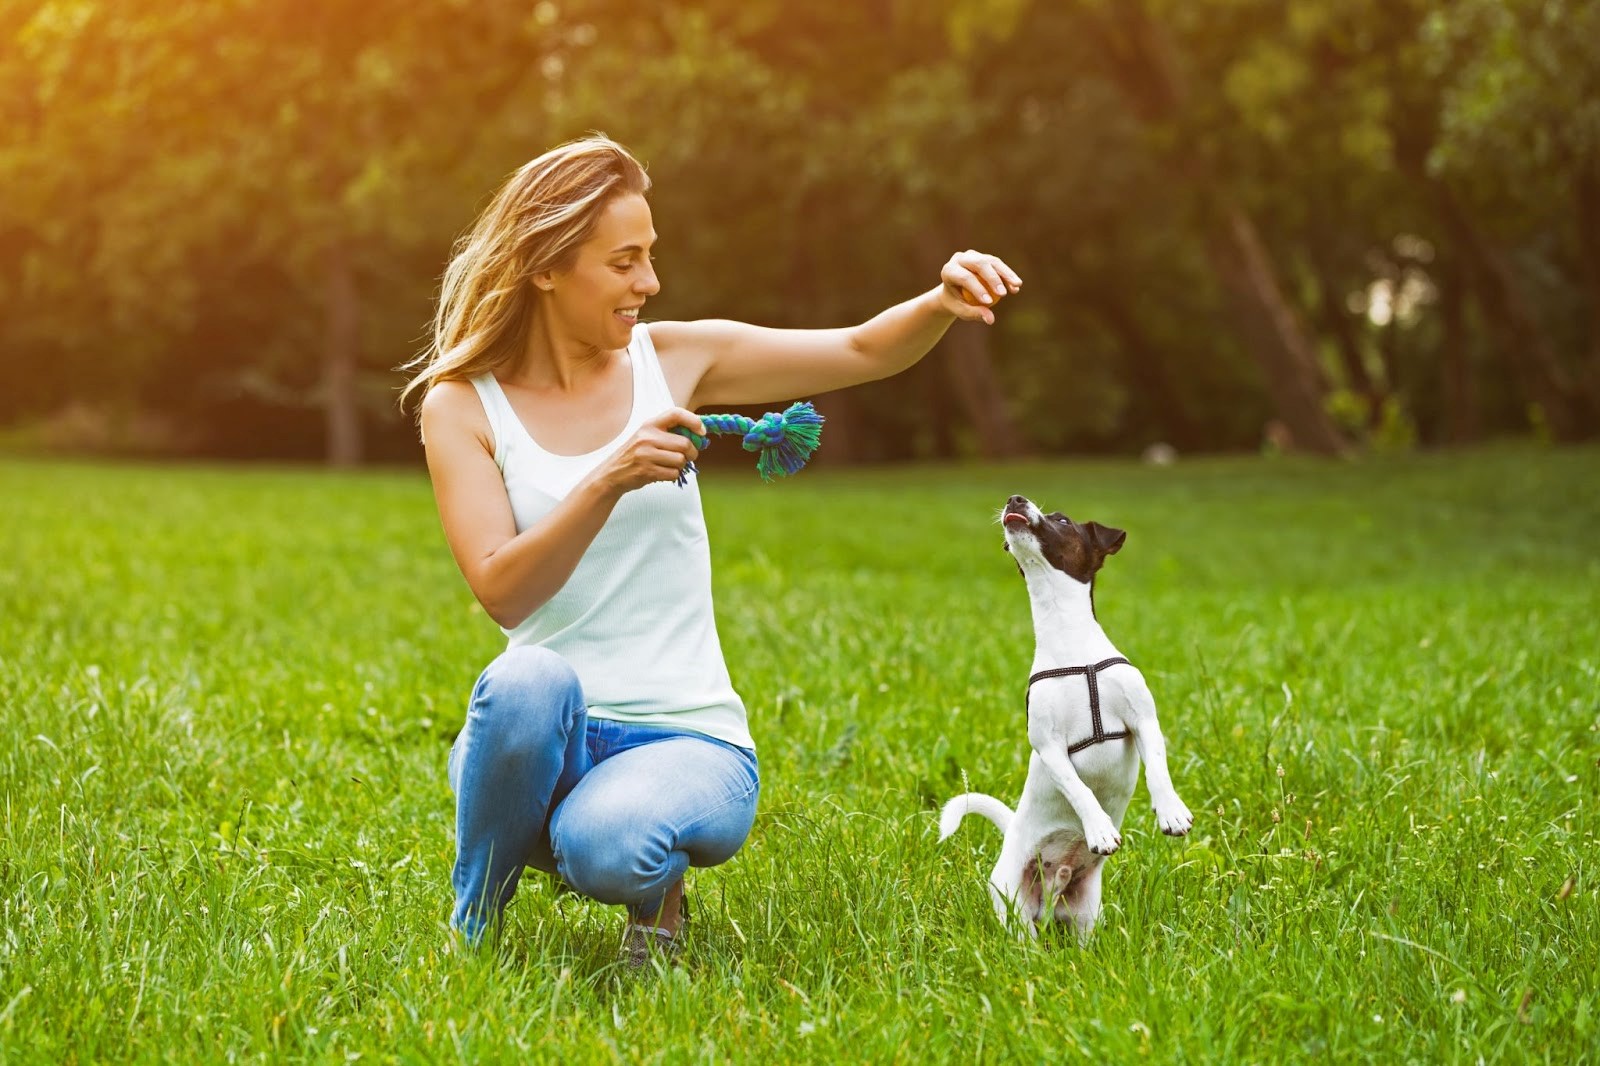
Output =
[{"x1": 940, "y1": 495, "x2": 1193, "y2": 938}]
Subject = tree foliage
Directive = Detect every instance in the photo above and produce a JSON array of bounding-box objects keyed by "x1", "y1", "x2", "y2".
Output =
[{"x1": 1, "y1": 0, "x2": 1595, "y2": 462}]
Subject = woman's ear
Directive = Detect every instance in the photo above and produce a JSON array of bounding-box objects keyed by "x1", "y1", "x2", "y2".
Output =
[{"x1": 530, "y1": 270, "x2": 556, "y2": 293}]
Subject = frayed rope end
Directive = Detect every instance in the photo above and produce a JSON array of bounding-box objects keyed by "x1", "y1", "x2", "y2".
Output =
[{"x1": 672, "y1": 401, "x2": 825, "y2": 485}]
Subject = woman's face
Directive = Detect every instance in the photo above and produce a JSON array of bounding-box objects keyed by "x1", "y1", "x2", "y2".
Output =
[{"x1": 544, "y1": 192, "x2": 659, "y2": 351}]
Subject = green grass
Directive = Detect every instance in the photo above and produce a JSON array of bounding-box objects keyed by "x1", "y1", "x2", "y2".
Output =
[{"x1": 1, "y1": 446, "x2": 1597, "y2": 1063}]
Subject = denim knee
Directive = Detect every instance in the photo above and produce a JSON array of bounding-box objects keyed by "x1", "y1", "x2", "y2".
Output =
[
  {"x1": 450, "y1": 647, "x2": 583, "y2": 788},
  {"x1": 475, "y1": 647, "x2": 580, "y2": 730},
  {"x1": 553, "y1": 821, "x2": 666, "y2": 905}
]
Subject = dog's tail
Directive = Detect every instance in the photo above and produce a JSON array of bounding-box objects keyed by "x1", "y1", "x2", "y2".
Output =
[{"x1": 938, "y1": 793, "x2": 1013, "y2": 840}]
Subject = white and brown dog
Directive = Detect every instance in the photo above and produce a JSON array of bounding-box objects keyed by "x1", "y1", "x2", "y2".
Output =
[{"x1": 940, "y1": 495, "x2": 1193, "y2": 938}]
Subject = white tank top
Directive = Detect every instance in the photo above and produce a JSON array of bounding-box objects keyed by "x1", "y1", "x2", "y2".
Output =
[{"x1": 468, "y1": 325, "x2": 753, "y2": 749}]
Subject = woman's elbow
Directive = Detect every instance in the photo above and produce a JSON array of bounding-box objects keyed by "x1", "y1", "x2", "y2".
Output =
[
  {"x1": 466, "y1": 575, "x2": 532, "y2": 630},
  {"x1": 482, "y1": 603, "x2": 524, "y2": 630},
  {"x1": 476, "y1": 590, "x2": 532, "y2": 630}
]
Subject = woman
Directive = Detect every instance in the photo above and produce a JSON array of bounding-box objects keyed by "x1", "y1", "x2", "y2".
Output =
[{"x1": 403, "y1": 135, "x2": 1020, "y2": 964}]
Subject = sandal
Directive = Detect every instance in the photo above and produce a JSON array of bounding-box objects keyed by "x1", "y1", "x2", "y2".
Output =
[
  {"x1": 619, "y1": 922, "x2": 683, "y2": 968},
  {"x1": 618, "y1": 886, "x2": 690, "y2": 969}
]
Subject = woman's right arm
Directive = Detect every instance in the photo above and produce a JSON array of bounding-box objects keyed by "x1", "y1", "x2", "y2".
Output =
[{"x1": 419, "y1": 380, "x2": 703, "y2": 629}]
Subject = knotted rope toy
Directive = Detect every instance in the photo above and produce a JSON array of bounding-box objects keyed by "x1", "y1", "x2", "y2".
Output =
[{"x1": 670, "y1": 401, "x2": 825, "y2": 486}]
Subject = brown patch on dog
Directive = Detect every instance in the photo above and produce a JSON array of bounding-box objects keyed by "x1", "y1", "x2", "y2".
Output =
[
  {"x1": 1018, "y1": 859, "x2": 1048, "y2": 921},
  {"x1": 1039, "y1": 513, "x2": 1125, "y2": 582},
  {"x1": 1017, "y1": 839, "x2": 1094, "y2": 927},
  {"x1": 1002, "y1": 497, "x2": 1126, "y2": 584}
]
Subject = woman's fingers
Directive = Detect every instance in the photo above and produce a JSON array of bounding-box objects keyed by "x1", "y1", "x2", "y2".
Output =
[
  {"x1": 646, "y1": 437, "x2": 697, "y2": 471},
  {"x1": 942, "y1": 251, "x2": 1022, "y2": 325},
  {"x1": 942, "y1": 264, "x2": 994, "y2": 312},
  {"x1": 649, "y1": 406, "x2": 706, "y2": 438},
  {"x1": 969, "y1": 260, "x2": 1009, "y2": 301},
  {"x1": 955, "y1": 250, "x2": 1022, "y2": 298},
  {"x1": 966, "y1": 249, "x2": 1022, "y2": 292}
]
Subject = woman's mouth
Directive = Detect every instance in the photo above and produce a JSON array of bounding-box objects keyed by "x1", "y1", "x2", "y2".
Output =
[{"x1": 614, "y1": 307, "x2": 640, "y2": 326}]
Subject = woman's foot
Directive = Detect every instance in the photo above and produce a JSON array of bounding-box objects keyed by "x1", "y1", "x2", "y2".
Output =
[{"x1": 620, "y1": 879, "x2": 688, "y2": 969}]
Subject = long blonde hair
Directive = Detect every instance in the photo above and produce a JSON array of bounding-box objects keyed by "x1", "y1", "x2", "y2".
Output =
[{"x1": 399, "y1": 134, "x2": 651, "y2": 413}]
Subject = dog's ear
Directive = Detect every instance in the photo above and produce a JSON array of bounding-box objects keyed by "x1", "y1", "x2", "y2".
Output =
[{"x1": 1085, "y1": 522, "x2": 1126, "y2": 556}]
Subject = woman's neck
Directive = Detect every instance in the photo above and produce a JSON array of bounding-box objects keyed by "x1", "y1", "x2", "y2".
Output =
[{"x1": 513, "y1": 317, "x2": 612, "y2": 391}]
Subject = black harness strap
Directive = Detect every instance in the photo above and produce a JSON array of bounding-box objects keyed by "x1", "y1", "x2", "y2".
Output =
[{"x1": 1027, "y1": 656, "x2": 1132, "y2": 754}]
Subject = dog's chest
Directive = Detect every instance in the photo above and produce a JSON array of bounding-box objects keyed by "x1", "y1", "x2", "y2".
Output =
[{"x1": 1027, "y1": 680, "x2": 1133, "y2": 755}]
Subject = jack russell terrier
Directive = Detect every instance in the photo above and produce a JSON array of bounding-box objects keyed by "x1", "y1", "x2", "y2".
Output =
[{"x1": 940, "y1": 495, "x2": 1193, "y2": 938}]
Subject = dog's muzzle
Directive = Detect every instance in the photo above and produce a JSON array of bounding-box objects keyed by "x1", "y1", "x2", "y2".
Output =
[{"x1": 1003, "y1": 495, "x2": 1034, "y2": 528}]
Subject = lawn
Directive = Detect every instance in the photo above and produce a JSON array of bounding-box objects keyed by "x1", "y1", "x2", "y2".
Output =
[{"x1": 1, "y1": 446, "x2": 1596, "y2": 1063}]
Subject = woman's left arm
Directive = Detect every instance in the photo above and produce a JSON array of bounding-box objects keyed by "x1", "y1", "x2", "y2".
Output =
[{"x1": 654, "y1": 250, "x2": 1021, "y2": 409}]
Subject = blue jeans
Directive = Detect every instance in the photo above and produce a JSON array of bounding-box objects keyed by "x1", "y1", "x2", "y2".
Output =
[{"x1": 447, "y1": 646, "x2": 760, "y2": 943}]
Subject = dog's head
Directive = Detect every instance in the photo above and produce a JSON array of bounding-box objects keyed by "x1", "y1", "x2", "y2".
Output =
[{"x1": 1000, "y1": 494, "x2": 1125, "y2": 584}]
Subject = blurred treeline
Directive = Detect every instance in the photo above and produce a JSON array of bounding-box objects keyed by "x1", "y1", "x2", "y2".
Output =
[{"x1": 2, "y1": 0, "x2": 1598, "y2": 465}]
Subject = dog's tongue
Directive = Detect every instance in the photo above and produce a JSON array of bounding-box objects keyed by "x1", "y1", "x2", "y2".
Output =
[{"x1": 1003, "y1": 512, "x2": 1029, "y2": 527}]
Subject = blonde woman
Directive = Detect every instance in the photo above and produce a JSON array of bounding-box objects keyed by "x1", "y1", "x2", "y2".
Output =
[{"x1": 405, "y1": 135, "x2": 1020, "y2": 965}]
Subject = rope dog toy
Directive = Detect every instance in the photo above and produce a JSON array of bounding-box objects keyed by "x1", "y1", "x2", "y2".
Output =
[{"x1": 670, "y1": 401, "x2": 825, "y2": 486}]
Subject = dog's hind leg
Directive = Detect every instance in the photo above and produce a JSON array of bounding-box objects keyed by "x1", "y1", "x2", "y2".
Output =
[
  {"x1": 1060, "y1": 863, "x2": 1105, "y2": 944},
  {"x1": 989, "y1": 869, "x2": 1038, "y2": 940},
  {"x1": 1118, "y1": 675, "x2": 1193, "y2": 836}
]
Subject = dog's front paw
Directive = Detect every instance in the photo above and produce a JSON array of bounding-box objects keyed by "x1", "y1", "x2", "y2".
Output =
[
  {"x1": 1084, "y1": 817, "x2": 1122, "y2": 855},
  {"x1": 1155, "y1": 800, "x2": 1193, "y2": 836}
]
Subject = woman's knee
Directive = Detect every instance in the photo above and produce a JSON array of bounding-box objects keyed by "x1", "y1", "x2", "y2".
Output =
[
  {"x1": 468, "y1": 646, "x2": 583, "y2": 742},
  {"x1": 550, "y1": 792, "x2": 756, "y2": 902},
  {"x1": 481, "y1": 645, "x2": 580, "y2": 697},
  {"x1": 553, "y1": 821, "x2": 667, "y2": 904}
]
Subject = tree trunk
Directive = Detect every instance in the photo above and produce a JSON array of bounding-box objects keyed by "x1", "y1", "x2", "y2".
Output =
[
  {"x1": 323, "y1": 238, "x2": 362, "y2": 467},
  {"x1": 1074, "y1": 2, "x2": 1349, "y2": 455},
  {"x1": 1436, "y1": 255, "x2": 1478, "y2": 444},
  {"x1": 1427, "y1": 176, "x2": 1587, "y2": 441},
  {"x1": 1083, "y1": 288, "x2": 1203, "y2": 450},
  {"x1": 1573, "y1": 159, "x2": 1600, "y2": 419},
  {"x1": 1376, "y1": 321, "x2": 1402, "y2": 409},
  {"x1": 1310, "y1": 256, "x2": 1385, "y2": 429},
  {"x1": 782, "y1": 201, "x2": 867, "y2": 465},
  {"x1": 806, "y1": 386, "x2": 863, "y2": 465},
  {"x1": 1202, "y1": 204, "x2": 1352, "y2": 455},
  {"x1": 915, "y1": 230, "x2": 1027, "y2": 459},
  {"x1": 937, "y1": 322, "x2": 1027, "y2": 458}
]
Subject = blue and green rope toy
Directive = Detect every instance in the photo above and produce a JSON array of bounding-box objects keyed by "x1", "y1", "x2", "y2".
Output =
[{"x1": 670, "y1": 401, "x2": 825, "y2": 486}]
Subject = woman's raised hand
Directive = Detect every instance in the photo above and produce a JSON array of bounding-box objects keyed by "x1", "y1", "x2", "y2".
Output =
[
  {"x1": 596, "y1": 407, "x2": 705, "y2": 494},
  {"x1": 938, "y1": 250, "x2": 1023, "y2": 326}
]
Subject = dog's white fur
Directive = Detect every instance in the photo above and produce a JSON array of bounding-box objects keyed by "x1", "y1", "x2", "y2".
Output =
[{"x1": 940, "y1": 497, "x2": 1192, "y2": 938}]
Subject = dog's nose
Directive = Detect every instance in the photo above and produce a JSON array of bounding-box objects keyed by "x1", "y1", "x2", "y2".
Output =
[{"x1": 1007, "y1": 495, "x2": 1027, "y2": 508}]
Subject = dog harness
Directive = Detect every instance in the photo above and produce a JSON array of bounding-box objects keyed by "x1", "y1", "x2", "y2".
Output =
[{"x1": 1026, "y1": 656, "x2": 1132, "y2": 754}]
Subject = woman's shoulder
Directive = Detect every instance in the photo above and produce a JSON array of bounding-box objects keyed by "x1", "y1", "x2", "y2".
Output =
[
  {"x1": 642, "y1": 319, "x2": 689, "y2": 351},
  {"x1": 419, "y1": 377, "x2": 493, "y2": 450},
  {"x1": 420, "y1": 376, "x2": 487, "y2": 417}
]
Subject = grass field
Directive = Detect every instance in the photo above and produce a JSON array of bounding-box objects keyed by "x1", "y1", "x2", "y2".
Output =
[{"x1": 1, "y1": 446, "x2": 1597, "y2": 1063}]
